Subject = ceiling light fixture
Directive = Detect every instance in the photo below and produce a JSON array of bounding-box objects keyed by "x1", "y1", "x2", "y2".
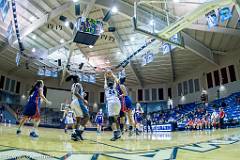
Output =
[
  {"x1": 29, "y1": 16, "x2": 35, "y2": 22},
  {"x1": 111, "y1": 6, "x2": 118, "y2": 13},
  {"x1": 149, "y1": 19, "x2": 154, "y2": 26},
  {"x1": 100, "y1": 29, "x2": 104, "y2": 34},
  {"x1": 60, "y1": 39, "x2": 65, "y2": 44},
  {"x1": 32, "y1": 34, "x2": 36, "y2": 39},
  {"x1": 32, "y1": 48, "x2": 36, "y2": 53},
  {"x1": 64, "y1": 21, "x2": 70, "y2": 27}
]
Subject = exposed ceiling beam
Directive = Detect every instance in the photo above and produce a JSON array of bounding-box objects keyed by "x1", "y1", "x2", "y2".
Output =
[
  {"x1": 95, "y1": 0, "x2": 219, "y2": 66},
  {"x1": 158, "y1": 0, "x2": 234, "y2": 39},
  {"x1": 82, "y1": 0, "x2": 96, "y2": 17},
  {"x1": 10, "y1": 1, "x2": 73, "y2": 45},
  {"x1": 188, "y1": 24, "x2": 240, "y2": 37},
  {"x1": 107, "y1": 18, "x2": 144, "y2": 87},
  {"x1": 114, "y1": 30, "x2": 144, "y2": 87},
  {"x1": 181, "y1": 32, "x2": 217, "y2": 65},
  {"x1": 169, "y1": 49, "x2": 176, "y2": 82},
  {"x1": 235, "y1": 0, "x2": 240, "y2": 15},
  {"x1": 60, "y1": 43, "x2": 74, "y2": 86},
  {"x1": 60, "y1": 1, "x2": 96, "y2": 86}
]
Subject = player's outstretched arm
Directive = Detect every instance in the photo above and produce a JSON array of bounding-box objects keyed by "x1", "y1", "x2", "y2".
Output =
[{"x1": 39, "y1": 88, "x2": 51, "y2": 105}]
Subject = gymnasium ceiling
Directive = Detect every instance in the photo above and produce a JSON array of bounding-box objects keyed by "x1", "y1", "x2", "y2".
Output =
[{"x1": 0, "y1": 0, "x2": 240, "y2": 87}]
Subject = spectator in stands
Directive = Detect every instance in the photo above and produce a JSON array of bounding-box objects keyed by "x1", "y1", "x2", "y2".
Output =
[
  {"x1": 16, "y1": 108, "x2": 20, "y2": 120},
  {"x1": 196, "y1": 117, "x2": 203, "y2": 130},
  {"x1": 146, "y1": 114, "x2": 153, "y2": 133},
  {"x1": 201, "y1": 89, "x2": 208, "y2": 106},
  {"x1": 236, "y1": 96, "x2": 240, "y2": 105},
  {"x1": 211, "y1": 109, "x2": 219, "y2": 129},
  {"x1": 0, "y1": 112, "x2": 3, "y2": 123},
  {"x1": 0, "y1": 105, "x2": 4, "y2": 113},
  {"x1": 219, "y1": 107, "x2": 225, "y2": 129},
  {"x1": 221, "y1": 100, "x2": 227, "y2": 108},
  {"x1": 167, "y1": 97, "x2": 173, "y2": 110},
  {"x1": 186, "y1": 118, "x2": 194, "y2": 130},
  {"x1": 204, "y1": 111, "x2": 211, "y2": 129}
]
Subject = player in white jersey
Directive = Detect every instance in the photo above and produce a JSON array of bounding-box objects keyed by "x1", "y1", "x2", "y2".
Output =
[
  {"x1": 105, "y1": 70, "x2": 121, "y2": 141},
  {"x1": 63, "y1": 105, "x2": 75, "y2": 133},
  {"x1": 69, "y1": 75, "x2": 89, "y2": 141}
]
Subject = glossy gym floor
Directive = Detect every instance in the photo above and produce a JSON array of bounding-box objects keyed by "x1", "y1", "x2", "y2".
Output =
[{"x1": 0, "y1": 124, "x2": 239, "y2": 160}]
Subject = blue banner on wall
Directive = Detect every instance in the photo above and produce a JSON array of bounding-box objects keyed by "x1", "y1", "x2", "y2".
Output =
[
  {"x1": 0, "y1": 0, "x2": 9, "y2": 21},
  {"x1": 144, "y1": 124, "x2": 173, "y2": 132},
  {"x1": 206, "y1": 10, "x2": 218, "y2": 28},
  {"x1": 219, "y1": 7, "x2": 232, "y2": 22}
]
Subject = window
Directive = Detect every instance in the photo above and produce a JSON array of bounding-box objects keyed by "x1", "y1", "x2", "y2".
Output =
[
  {"x1": 137, "y1": 89, "x2": 143, "y2": 101},
  {"x1": 178, "y1": 83, "x2": 182, "y2": 96},
  {"x1": 213, "y1": 70, "x2": 220, "y2": 86},
  {"x1": 100, "y1": 92, "x2": 105, "y2": 103},
  {"x1": 221, "y1": 67, "x2": 228, "y2": 84},
  {"x1": 144, "y1": 89, "x2": 150, "y2": 101},
  {"x1": 228, "y1": 65, "x2": 236, "y2": 82},
  {"x1": 152, "y1": 88, "x2": 157, "y2": 101},
  {"x1": 10, "y1": 80, "x2": 15, "y2": 92},
  {"x1": 206, "y1": 72, "x2": 213, "y2": 88},
  {"x1": 158, "y1": 88, "x2": 164, "y2": 100},
  {"x1": 5, "y1": 78, "x2": 10, "y2": 91},
  {"x1": 0, "y1": 76, "x2": 5, "y2": 89},
  {"x1": 168, "y1": 88, "x2": 172, "y2": 98},
  {"x1": 16, "y1": 81, "x2": 21, "y2": 94},
  {"x1": 188, "y1": 79, "x2": 194, "y2": 93},
  {"x1": 194, "y1": 79, "x2": 200, "y2": 92},
  {"x1": 183, "y1": 81, "x2": 188, "y2": 95}
]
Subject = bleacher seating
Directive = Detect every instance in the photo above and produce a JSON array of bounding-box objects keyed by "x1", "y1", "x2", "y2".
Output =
[{"x1": 2, "y1": 110, "x2": 16, "y2": 124}]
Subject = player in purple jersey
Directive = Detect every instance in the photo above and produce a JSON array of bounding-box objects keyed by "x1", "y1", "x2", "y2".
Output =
[
  {"x1": 95, "y1": 109, "x2": 104, "y2": 133},
  {"x1": 16, "y1": 80, "x2": 51, "y2": 138}
]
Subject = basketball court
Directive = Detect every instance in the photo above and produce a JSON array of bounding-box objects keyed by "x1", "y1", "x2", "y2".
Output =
[
  {"x1": 0, "y1": 125, "x2": 240, "y2": 159},
  {"x1": 0, "y1": 0, "x2": 240, "y2": 159}
]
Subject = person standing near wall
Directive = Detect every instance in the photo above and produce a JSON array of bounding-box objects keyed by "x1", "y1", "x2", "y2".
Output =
[
  {"x1": 201, "y1": 89, "x2": 208, "y2": 106},
  {"x1": 167, "y1": 97, "x2": 173, "y2": 110},
  {"x1": 146, "y1": 114, "x2": 153, "y2": 133},
  {"x1": 219, "y1": 107, "x2": 225, "y2": 129}
]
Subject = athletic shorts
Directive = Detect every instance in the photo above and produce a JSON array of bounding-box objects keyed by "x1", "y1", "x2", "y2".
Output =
[
  {"x1": 119, "y1": 110, "x2": 125, "y2": 117},
  {"x1": 96, "y1": 117, "x2": 103, "y2": 125},
  {"x1": 135, "y1": 116, "x2": 143, "y2": 123},
  {"x1": 23, "y1": 100, "x2": 41, "y2": 118},
  {"x1": 65, "y1": 117, "x2": 74, "y2": 124},
  {"x1": 70, "y1": 99, "x2": 89, "y2": 118},
  {"x1": 107, "y1": 97, "x2": 121, "y2": 117}
]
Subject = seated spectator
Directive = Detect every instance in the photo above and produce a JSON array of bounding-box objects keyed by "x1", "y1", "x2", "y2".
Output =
[
  {"x1": 0, "y1": 112, "x2": 3, "y2": 123},
  {"x1": 186, "y1": 119, "x2": 194, "y2": 130},
  {"x1": 221, "y1": 100, "x2": 227, "y2": 108},
  {"x1": 211, "y1": 109, "x2": 219, "y2": 129}
]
